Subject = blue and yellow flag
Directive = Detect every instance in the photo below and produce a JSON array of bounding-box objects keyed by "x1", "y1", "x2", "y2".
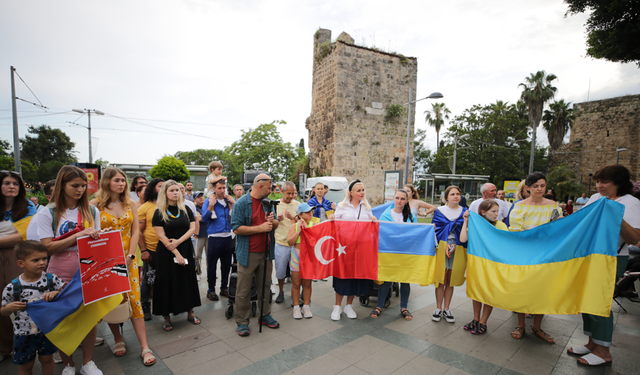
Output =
[
  {"x1": 377, "y1": 221, "x2": 437, "y2": 285},
  {"x1": 11, "y1": 200, "x2": 38, "y2": 240},
  {"x1": 467, "y1": 198, "x2": 622, "y2": 317},
  {"x1": 26, "y1": 270, "x2": 122, "y2": 355}
]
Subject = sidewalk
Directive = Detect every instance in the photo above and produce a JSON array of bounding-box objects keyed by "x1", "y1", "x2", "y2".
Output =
[{"x1": 2, "y1": 275, "x2": 639, "y2": 375}]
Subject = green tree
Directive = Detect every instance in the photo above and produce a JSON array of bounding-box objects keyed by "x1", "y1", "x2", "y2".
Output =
[
  {"x1": 149, "y1": 155, "x2": 190, "y2": 182},
  {"x1": 542, "y1": 99, "x2": 575, "y2": 161},
  {"x1": 424, "y1": 103, "x2": 451, "y2": 151},
  {"x1": 20, "y1": 125, "x2": 77, "y2": 167},
  {"x1": 94, "y1": 158, "x2": 110, "y2": 169},
  {"x1": 519, "y1": 71, "x2": 557, "y2": 174},
  {"x1": 226, "y1": 120, "x2": 299, "y2": 181},
  {"x1": 0, "y1": 139, "x2": 11, "y2": 156},
  {"x1": 565, "y1": 0, "x2": 640, "y2": 67},
  {"x1": 547, "y1": 164, "x2": 583, "y2": 202}
]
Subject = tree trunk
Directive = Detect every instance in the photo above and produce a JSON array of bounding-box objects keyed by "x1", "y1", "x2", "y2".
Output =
[
  {"x1": 529, "y1": 123, "x2": 536, "y2": 174},
  {"x1": 436, "y1": 131, "x2": 440, "y2": 151}
]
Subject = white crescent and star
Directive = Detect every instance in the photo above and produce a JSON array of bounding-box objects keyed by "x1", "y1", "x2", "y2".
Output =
[{"x1": 314, "y1": 236, "x2": 347, "y2": 265}]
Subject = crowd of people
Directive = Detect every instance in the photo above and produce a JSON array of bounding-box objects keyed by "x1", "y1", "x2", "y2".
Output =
[{"x1": 0, "y1": 161, "x2": 639, "y2": 374}]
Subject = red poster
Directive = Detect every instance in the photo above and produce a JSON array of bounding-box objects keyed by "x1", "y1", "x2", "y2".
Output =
[
  {"x1": 77, "y1": 230, "x2": 130, "y2": 305},
  {"x1": 300, "y1": 221, "x2": 378, "y2": 280},
  {"x1": 81, "y1": 168, "x2": 100, "y2": 195}
]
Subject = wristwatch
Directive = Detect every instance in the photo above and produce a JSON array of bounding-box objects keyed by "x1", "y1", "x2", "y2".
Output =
[{"x1": 128, "y1": 254, "x2": 136, "y2": 260}]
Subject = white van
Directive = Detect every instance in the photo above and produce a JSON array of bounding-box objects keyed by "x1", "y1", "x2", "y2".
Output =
[{"x1": 305, "y1": 177, "x2": 348, "y2": 204}]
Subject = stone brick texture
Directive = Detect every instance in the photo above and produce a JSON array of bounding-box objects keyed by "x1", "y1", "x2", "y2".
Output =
[
  {"x1": 306, "y1": 28, "x2": 418, "y2": 205},
  {"x1": 551, "y1": 94, "x2": 640, "y2": 191}
]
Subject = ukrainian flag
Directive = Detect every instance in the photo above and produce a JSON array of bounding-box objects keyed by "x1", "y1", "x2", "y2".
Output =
[
  {"x1": 26, "y1": 270, "x2": 122, "y2": 355},
  {"x1": 377, "y1": 222, "x2": 437, "y2": 285},
  {"x1": 11, "y1": 201, "x2": 38, "y2": 240},
  {"x1": 467, "y1": 198, "x2": 622, "y2": 317}
]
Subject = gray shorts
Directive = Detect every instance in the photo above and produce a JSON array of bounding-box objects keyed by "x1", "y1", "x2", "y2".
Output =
[{"x1": 274, "y1": 243, "x2": 293, "y2": 280}]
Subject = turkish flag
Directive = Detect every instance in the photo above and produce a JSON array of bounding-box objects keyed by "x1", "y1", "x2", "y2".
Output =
[{"x1": 300, "y1": 221, "x2": 378, "y2": 280}]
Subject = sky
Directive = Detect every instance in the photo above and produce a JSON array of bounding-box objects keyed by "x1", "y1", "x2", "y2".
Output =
[{"x1": 1, "y1": 0, "x2": 638, "y2": 166}]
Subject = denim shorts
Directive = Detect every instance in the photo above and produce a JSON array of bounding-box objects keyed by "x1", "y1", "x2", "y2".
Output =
[{"x1": 13, "y1": 332, "x2": 58, "y2": 365}]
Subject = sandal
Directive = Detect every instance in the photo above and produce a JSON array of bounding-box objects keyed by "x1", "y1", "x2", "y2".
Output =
[
  {"x1": 463, "y1": 319, "x2": 478, "y2": 332},
  {"x1": 511, "y1": 326, "x2": 525, "y2": 340},
  {"x1": 531, "y1": 326, "x2": 555, "y2": 344},
  {"x1": 140, "y1": 349, "x2": 156, "y2": 366},
  {"x1": 577, "y1": 353, "x2": 612, "y2": 367},
  {"x1": 162, "y1": 321, "x2": 173, "y2": 331},
  {"x1": 113, "y1": 342, "x2": 126, "y2": 357},
  {"x1": 370, "y1": 307, "x2": 382, "y2": 318},
  {"x1": 401, "y1": 309, "x2": 413, "y2": 321},
  {"x1": 187, "y1": 315, "x2": 201, "y2": 325},
  {"x1": 567, "y1": 346, "x2": 592, "y2": 356},
  {"x1": 471, "y1": 323, "x2": 487, "y2": 335}
]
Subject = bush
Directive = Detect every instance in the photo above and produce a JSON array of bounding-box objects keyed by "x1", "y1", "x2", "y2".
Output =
[{"x1": 149, "y1": 156, "x2": 190, "y2": 182}]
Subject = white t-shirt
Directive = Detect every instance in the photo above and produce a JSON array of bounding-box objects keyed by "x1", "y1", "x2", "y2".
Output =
[
  {"x1": 437, "y1": 205, "x2": 463, "y2": 221},
  {"x1": 335, "y1": 201, "x2": 373, "y2": 220},
  {"x1": 469, "y1": 198, "x2": 508, "y2": 222},
  {"x1": 585, "y1": 193, "x2": 640, "y2": 256},
  {"x1": 36, "y1": 207, "x2": 101, "y2": 251},
  {"x1": 390, "y1": 210, "x2": 404, "y2": 223},
  {"x1": 1, "y1": 272, "x2": 65, "y2": 336}
]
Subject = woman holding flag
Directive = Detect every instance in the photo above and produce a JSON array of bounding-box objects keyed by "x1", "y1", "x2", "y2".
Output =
[
  {"x1": 0, "y1": 171, "x2": 37, "y2": 362},
  {"x1": 508, "y1": 172, "x2": 559, "y2": 344},
  {"x1": 431, "y1": 185, "x2": 468, "y2": 324},
  {"x1": 38, "y1": 165, "x2": 103, "y2": 375},
  {"x1": 91, "y1": 168, "x2": 155, "y2": 366},
  {"x1": 570, "y1": 165, "x2": 640, "y2": 367},
  {"x1": 329, "y1": 179, "x2": 375, "y2": 320},
  {"x1": 370, "y1": 189, "x2": 417, "y2": 320}
]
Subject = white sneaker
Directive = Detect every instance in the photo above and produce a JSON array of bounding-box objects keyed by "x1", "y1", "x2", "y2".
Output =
[
  {"x1": 302, "y1": 305, "x2": 313, "y2": 318},
  {"x1": 62, "y1": 365, "x2": 76, "y2": 375},
  {"x1": 432, "y1": 309, "x2": 442, "y2": 322},
  {"x1": 293, "y1": 306, "x2": 303, "y2": 319},
  {"x1": 94, "y1": 337, "x2": 104, "y2": 347},
  {"x1": 443, "y1": 309, "x2": 455, "y2": 323},
  {"x1": 80, "y1": 361, "x2": 103, "y2": 375},
  {"x1": 53, "y1": 352, "x2": 62, "y2": 363},
  {"x1": 331, "y1": 305, "x2": 342, "y2": 320},
  {"x1": 344, "y1": 304, "x2": 357, "y2": 319}
]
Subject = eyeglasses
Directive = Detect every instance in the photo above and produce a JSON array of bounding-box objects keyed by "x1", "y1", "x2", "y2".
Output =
[
  {"x1": 256, "y1": 179, "x2": 272, "y2": 183},
  {"x1": 0, "y1": 171, "x2": 20, "y2": 176}
]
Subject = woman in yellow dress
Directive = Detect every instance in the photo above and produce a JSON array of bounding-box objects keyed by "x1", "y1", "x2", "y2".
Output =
[
  {"x1": 508, "y1": 172, "x2": 560, "y2": 344},
  {"x1": 90, "y1": 168, "x2": 155, "y2": 366}
]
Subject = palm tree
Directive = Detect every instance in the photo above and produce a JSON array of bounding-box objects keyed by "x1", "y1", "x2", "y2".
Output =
[
  {"x1": 519, "y1": 71, "x2": 558, "y2": 174},
  {"x1": 424, "y1": 103, "x2": 451, "y2": 151},
  {"x1": 542, "y1": 99, "x2": 575, "y2": 161}
]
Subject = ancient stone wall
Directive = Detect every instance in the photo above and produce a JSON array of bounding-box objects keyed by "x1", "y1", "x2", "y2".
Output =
[
  {"x1": 550, "y1": 95, "x2": 640, "y2": 193},
  {"x1": 306, "y1": 28, "x2": 418, "y2": 205}
]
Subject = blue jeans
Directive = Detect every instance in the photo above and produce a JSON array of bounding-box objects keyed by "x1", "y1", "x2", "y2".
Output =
[{"x1": 376, "y1": 282, "x2": 410, "y2": 309}]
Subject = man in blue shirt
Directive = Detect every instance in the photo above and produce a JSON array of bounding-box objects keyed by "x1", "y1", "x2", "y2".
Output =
[{"x1": 230, "y1": 174, "x2": 280, "y2": 336}]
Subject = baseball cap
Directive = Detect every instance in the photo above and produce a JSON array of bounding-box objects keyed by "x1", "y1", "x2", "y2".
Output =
[
  {"x1": 296, "y1": 203, "x2": 314, "y2": 215},
  {"x1": 194, "y1": 191, "x2": 204, "y2": 198}
]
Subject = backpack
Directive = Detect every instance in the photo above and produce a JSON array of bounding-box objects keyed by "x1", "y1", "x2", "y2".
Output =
[{"x1": 11, "y1": 273, "x2": 55, "y2": 302}]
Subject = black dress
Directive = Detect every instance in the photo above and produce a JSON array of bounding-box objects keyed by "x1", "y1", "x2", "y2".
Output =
[{"x1": 152, "y1": 205, "x2": 201, "y2": 316}]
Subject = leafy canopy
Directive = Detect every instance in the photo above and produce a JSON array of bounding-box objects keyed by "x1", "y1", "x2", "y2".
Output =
[{"x1": 149, "y1": 155, "x2": 190, "y2": 182}]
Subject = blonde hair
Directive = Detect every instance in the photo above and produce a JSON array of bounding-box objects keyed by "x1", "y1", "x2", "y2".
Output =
[
  {"x1": 404, "y1": 184, "x2": 420, "y2": 200},
  {"x1": 52, "y1": 165, "x2": 94, "y2": 228},
  {"x1": 516, "y1": 180, "x2": 528, "y2": 200},
  {"x1": 95, "y1": 168, "x2": 131, "y2": 210},
  {"x1": 338, "y1": 180, "x2": 372, "y2": 210},
  {"x1": 155, "y1": 180, "x2": 187, "y2": 223}
]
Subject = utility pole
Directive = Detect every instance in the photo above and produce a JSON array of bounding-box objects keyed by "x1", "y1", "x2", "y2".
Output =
[
  {"x1": 72, "y1": 109, "x2": 104, "y2": 163},
  {"x1": 10, "y1": 66, "x2": 21, "y2": 174}
]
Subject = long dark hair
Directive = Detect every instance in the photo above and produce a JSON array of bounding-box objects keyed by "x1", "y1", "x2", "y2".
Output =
[
  {"x1": 0, "y1": 171, "x2": 29, "y2": 221},
  {"x1": 143, "y1": 178, "x2": 165, "y2": 203},
  {"x1": 396, "y1": 189, "x2": 414, "y2": 222}
]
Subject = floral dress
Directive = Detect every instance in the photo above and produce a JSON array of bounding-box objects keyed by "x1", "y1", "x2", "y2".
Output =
[{"x1": 99, "y1": 206, "x2": 144, "y2": 319}]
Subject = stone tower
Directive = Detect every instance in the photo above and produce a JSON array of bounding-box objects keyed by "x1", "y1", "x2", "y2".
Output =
[{"x1": 306, "y1": 28, "x2": 418, "y2": 205}]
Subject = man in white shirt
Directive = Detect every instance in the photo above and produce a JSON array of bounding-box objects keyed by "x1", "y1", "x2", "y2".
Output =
[
  {"x1": 496, "y1": 189, "x2": 513, "y2": 213},
  {"x1": 469, "y1": 183, "x2": 509, "y2": 221},
  {"x1": 273, "y1": 182, "x2": 300, "y2": 304},
  {"x1": 575, "y1": 193, "x2": 589, "y2": 211}
]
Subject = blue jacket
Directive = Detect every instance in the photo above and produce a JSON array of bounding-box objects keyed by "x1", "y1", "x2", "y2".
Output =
[
  {"x1": 307, "y1": 196, "x2": 333, "y2": 219},
  {"x1": 379, "y1": 205, "x2": 417, "y2": 223},
  {"x1": 201, "y1": 198, "x2": 232, "y2": 236},
  {"x1": 230, "y1": 194, "x2": 276, "y2": 267}
]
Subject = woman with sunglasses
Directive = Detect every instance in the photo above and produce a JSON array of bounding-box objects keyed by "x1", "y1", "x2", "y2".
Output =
[
  {"x1": 0, "y1": 171, "x2": 37, "y2": 363},
  {"x1": 37, "y1": 165, "x2": 103, "y2": 375}
]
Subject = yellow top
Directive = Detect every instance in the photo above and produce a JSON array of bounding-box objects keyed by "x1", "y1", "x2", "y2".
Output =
[
  {"x1": 274, "y1": 200, "x2": 300, "y2": 246},
  {"x1": 508, "y1": 203, "x2": 560, "y2": 232},
  {"x1": 138, "y1": 202, "x2": 159, "y2": 251},
  {"x1": 98, "y1": 207, "x2": 133, "y2": 254}
]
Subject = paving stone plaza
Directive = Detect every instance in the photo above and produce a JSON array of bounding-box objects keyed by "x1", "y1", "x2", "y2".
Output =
[{"x1": 2, "y1": 265, "x2": 639, "y2": 375}]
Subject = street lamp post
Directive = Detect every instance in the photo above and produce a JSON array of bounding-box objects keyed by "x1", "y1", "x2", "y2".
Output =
[
  {"x1": 404, "y1": 89, "x2": 443, "y2": 186},
  {"x1": 616, "y1": 148, "x2": 628, "y2": 164},
  {"x1": 393, "y1": 156, "x2": 399, "y2": 171},
  {"x1": 72, "y1": 109, "x2": 104, "y2": 163},
  {"x1": 588, "y1": 173, "x2": 593, "y2": 194}
]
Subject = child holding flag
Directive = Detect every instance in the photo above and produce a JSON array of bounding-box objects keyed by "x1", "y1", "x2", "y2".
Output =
[
  {"x1": 1, "y1": 241, "x2": 64, "y2": 375},
  {"x1": 460, "y1": 199, "x2": 507, "y2": 335}
]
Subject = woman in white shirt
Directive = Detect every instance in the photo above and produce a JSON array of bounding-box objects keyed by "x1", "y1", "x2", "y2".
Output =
[
  {"x1": 329, "y1": 180, "x2": 376, "y2": 320},
  {"x1": 38, "y1": 165, "x2": 102, "y2": 375},
  {"x1": 568, "y1": 165, "x2": 640, "y2": 367}
]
